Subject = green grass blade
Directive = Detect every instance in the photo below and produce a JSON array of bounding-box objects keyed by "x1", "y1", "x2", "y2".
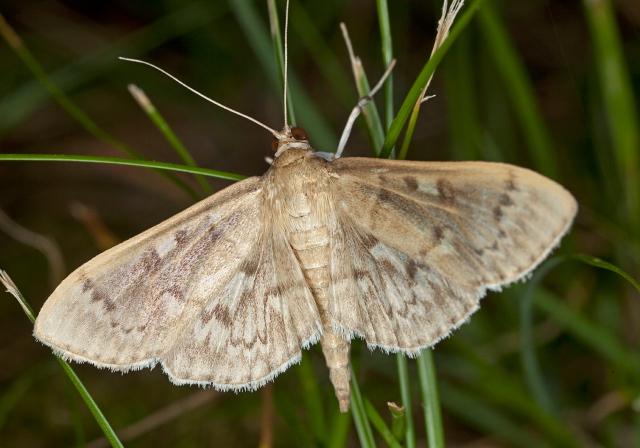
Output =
[
  {"x1": 477, "y1": 2, "x2": 557, "y2": 178},
  {"x1": 0, "y1": 362, "x2": 56, "y2": 431},
  {"x1": 348, "y1": 58, "x2": 386, "y2": 156},
  {"x1": 350, "y1": 366, "x2": 376, "y2": 448},
  {"x1": 1, "y1": 272, "x2": 123, "y2": 448},
  {"x1": 128, "y1": 85, "x2": 213, "y2": 195},
  {"x1": 63, "y1": 372, "x2": 87, "y2": 447},
  {"x1": 440, "y1": 382, "x2": 545, "y2": 448},
  {"x1": 274, "y1": 386, "x2": 317, "y2": 447},
  {"x1": 0, "y1": 154, "x2": 245, "y2": 181},
  {"x1": 364, "y1": 399, "x2": 403, "y2": 448},
  {"x1": 0, "y1": 14, "x2": 201, "y2": 200},
  {"x1": 380, "y1": 0, "x2": 482, "y2": 159},
  {"x1": 535, "y1": 288, "x2": 640, "y2": 377},
  {"x1": 396, "y1": 354, "x2": 416, "y2": 448},
  {"x1": 0, "y1": 3, "x2": 222, "y2": 135},
  {"x1": 583, "y1": 0, "x2": 640, "y2": 232},
  {"x1": 296, "y1": 354, "x2": 326, "y2": 444},
  {"x1": 388, "y1": 402, "x2": 406, "y2": 442},
  {"x1": 572, "y1": 254, "x2": 640, "y2": 294},
  {"x1": 443, "y1": 345, "x2": 583, "y2": 447},
  {"x1": 397, "y1": 104, "x2": 420, "y2": 160},
  {"x1": 289, "y1": 4, "x2": 353, "y2": 108},
  {"x1": 376, "y1": 0, "x2": 394, "y2": 130},
  {"x1": 444, "y1": 31, "x2": 482, "y2": 160},
  {"x1": 417, "y1": 350, "x2": 445, "y2": 448},
  {"x1": 56, "y1": 359, "x2": 123, "y2": 448},
  {"x1": 327, "y1": 408, "x2": 351, "y2": 448},
  {"x1": 266, "y1": 0, "x2": 296, "y2": 126},
  {"x1": 519, "y1": 258, "x2": 564, "y2": 416},
  {"x1": 229, "y1": 0, "x2": 336, "y2": 151}
]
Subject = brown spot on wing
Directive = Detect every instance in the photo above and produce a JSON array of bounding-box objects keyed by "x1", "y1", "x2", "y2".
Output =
[
  {"x1": 403, "y1": 176, "x2": 419, "y2": 192},
  {"x1": 437, "y1": 179, "x2": 455, "y2": 205},
  {"x1": 492, "y1": 206, "x2": 503, "y2": 221},
  {"x1": 377, "y1": 188, "x2": 394, "y2": 205},
  {"x1": 202, "y1": 304, "x2": 232, "y2": 327},
  {"x1": 433, "y1": 226, "x2": 444, "y2": 245},
  {"x1": 499, "y1": 194, "x2": 513, "y2": 206},
  {"x1": 90, "y1": 289, "x2": 116, "y2": 312},
  {"x1": 175, "y1": 230, "x2": 189, "y2": 245},
  {"x1": 240, "y1": 256, "x2": 260, "y2": 276},
  {"x1": 360, "y1": 232, "x2": 378, "y2": 250},
  {"x1": 82, "y1": 278, "x2": 94, "y2": 293},
  {"x1": 406, "y1": 260, "x2": 420, "y2": 282}
]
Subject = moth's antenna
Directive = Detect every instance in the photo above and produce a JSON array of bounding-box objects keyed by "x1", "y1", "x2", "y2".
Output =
[
  {"x1": 119, "y1": 57, "x2": 281, "y2": 137},
  {"x1": 283, "y1": 0, "x2": 290, "y2": 127}
]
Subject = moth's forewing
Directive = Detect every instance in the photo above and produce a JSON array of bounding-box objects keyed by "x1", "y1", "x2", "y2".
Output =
[{"x1": 326, "y1": 159, "x2": 577, "y2": 352}]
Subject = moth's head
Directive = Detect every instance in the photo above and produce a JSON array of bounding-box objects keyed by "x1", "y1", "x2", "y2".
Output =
[{"x1": 271, "y1": 126, "x2": 311, "y2": 158}]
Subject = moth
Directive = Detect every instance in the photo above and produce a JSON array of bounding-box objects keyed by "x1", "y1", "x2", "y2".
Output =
[
  {"x1": 33, "y1": 2, "x2": 577, "y2": 413},
  {"x1": 34, "y1": 121, "x2": 577, "y2": 412}
]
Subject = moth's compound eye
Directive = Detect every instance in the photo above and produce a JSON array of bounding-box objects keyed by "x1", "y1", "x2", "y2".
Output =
[
  {"x1": 271, "y1": 136, "x2": 279, "y2": 153},
  {"x1": 291, "y1": 126, "x2": 308, "y2": 141}
]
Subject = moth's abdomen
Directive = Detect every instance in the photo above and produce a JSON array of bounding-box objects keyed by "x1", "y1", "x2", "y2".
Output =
[{"x1": 288, "y1": 224, "x2": 351, "y2": 412}]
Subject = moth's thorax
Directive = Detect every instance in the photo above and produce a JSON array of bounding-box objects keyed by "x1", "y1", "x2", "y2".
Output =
[
  {"x1": 264, "y1": 148, "x2": 332, "y2": 229},
  {"x1": 271, "y1": 144, "x2": 315, "y2": 168}
]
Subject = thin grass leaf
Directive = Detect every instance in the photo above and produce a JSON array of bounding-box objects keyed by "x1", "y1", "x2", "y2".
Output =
[
  {"x1": 447, "y1": 345, "x2": 583, "y2": 447},
  {"x1": 397, "y1": 107, "x2": 420, "y2": 160},
  {"x1": 128, "y1": 84, "x2": 213, "y2": 195},
  {"x1": 417, "y1": 350, "x2": 445, "y2": 448},
  {"x1": 353, "y1": 64, "x2": 386, "y2": 155},
  {"x1": 273, "y1": 387, "x2": 317, "y2": 447},
  {"x1": 440, "y1": 382, "x2": 545, "y2": 448},
  {"x1": 326, "y1": 408, "x2": 351, "y2": 448},
  {"x1": 396, "y1": 354, "x2": 416, "y2": 448},
  {"x1": 399, "y1": 0, "x2": 467, "y2": 161},
  {"x1": 573, "y1": 254, "x2": 640, "y2": 294},
  {"x1": 583, "y1": 0, "x2": 640, "y2": 233},
  {"x1": 0, "y1": 3, "x2": 223, "y2": 134},
  {"x1": 0, "y1": 14, "x2": 201, "y2": 201},
  {"x1": 535, "y1": 288, "x2": 640, "y2": 378},
  {"x1": 0, "y1": 272, "x2": 123, "y2": 448},
  {"x1": 380, "y1": 0, "x2": 482, "y2": 158},
  {"x1": 444, "y1": 31, "x2": 482, "y2": 160},
  {"x1": 296, "y1": 354, "x2": 326, "y2": 444},
  {"x1": 350, "y1": 366, "x2": 376, "y2": 448},
  {"x1": 56, "y1": 359, "x2": 123, "y2": 448},
  {"x1": 388, "y1": 402, "x2": 406, "y2": 442},
  {"x1": 289, "y1": 4, "x2": 353, "y2": 108},
  {"x1": 376, "y1": 0, "x2": 394, "y2": 130},
  {"x1": 0, "y1": 362, "x2": 56, "y2": 431},
  {"x1": 266, "y1": 0, "x2": 297, "y2": 126},
  {"x1": 0, "y1": 154, "x2": 245, "y2": 181},
  {"x1": 477, "y1": 2, "x2": 557, "y2": 178},
  {"x1": 341, "y1": 23, "x2": 385, "y2": 155},
  {"x1": 63, "y1": 374, "x2": 87, "y2": 447},
  {"x1": 229, "y1": 0, "x2": 336, "y2": 152},
  {"x1": 363, "y1": 399, "x2": 403, "y2": 448},
  {"x1": 519, "y1": 258, "x2": 564, "y2": 416}
]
